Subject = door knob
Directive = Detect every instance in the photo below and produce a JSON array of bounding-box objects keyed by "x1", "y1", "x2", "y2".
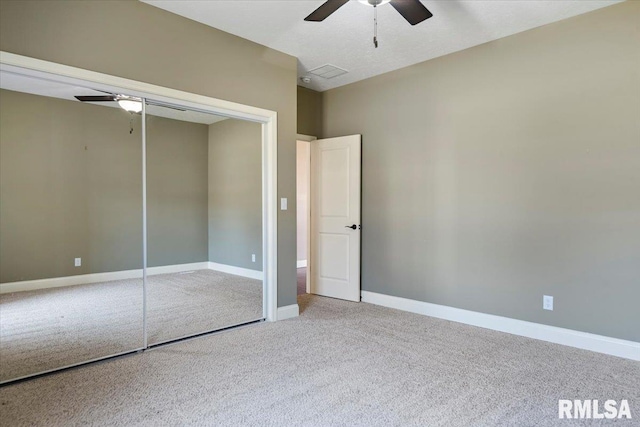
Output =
[{"x1": 345, "y1": 224, "x2": 357, "y2": 230}]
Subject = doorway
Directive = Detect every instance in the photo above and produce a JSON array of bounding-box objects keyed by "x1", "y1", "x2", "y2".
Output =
[{"x1": 296, "y1": 135, "x2": 315, "y2": 295}]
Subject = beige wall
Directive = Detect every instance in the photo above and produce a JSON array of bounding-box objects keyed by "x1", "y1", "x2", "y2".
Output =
[
  {"x1": 146, "y1": 114, "x2": 209, "y2": 268},
  {"x1": 0, "y1": 89, "x2": 209, "y2": 283},
  {"x1": 208, "y1": 119, "x2": 263, "y2": 271},
  {"x1": 322, "y1": 2, "x2": 640, "y2": 341},
  {"x1": 0, "y1": 0, "x2": 298, "y2": 306},
  {"x1": 297, "y1": 86, "x2": 323, "y2": 137},
  {"x1": 296, "y1": 141, "x2": 310, "y2": 262}
]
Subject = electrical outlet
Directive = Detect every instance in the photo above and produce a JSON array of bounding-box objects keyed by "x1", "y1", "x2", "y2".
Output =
[
  {"x1": 74, "y1": 258, "x2": 82, "y2": 267},
  {"x1": 280, "y1": 198, "x2": 288, "y2": 210},
  {"x1": 543, "y1": 295, "x2": 553, "y2": 311},
  {"x1": 252, "y1": 254, "x2": 256, "y2": 263}
]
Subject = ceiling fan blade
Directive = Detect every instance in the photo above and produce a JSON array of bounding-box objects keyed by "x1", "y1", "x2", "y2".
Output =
[
  {"x1": 74, "y1": 95, "x2": 117, "y2": 102},
  {"x1": 389, "y1": 0, "x2": 433, "y2": 25},
  {"x1": 304, "y1": 0, "x2": 349, "y2": 22}
]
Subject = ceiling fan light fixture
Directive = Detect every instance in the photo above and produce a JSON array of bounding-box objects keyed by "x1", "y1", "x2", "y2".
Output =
[
  {"x1": 118, "y1": 99, "x2": 142, "y2": 113},
  {"x1": 358, "y1": 0, "x2": 391, "y2": 6}
]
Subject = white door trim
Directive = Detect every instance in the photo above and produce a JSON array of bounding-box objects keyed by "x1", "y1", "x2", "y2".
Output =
[
  {"x1": 0, "y1": 51, "x2": 278, "y2": 322},
  {"x1": 296, "y1": 133, "x2": 317, "y2": 142}
]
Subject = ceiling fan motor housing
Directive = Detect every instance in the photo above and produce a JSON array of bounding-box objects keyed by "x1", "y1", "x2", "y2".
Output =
[{"x1": 360, "y1": 0, "x2": 391, "y2": 6}]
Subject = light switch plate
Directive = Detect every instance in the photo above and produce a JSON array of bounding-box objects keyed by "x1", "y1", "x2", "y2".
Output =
[
  {"x1": 543, "y1": 295, "x2": 553, "y2": 311},
  {"x1": 74, "y1": 258, "x2": 82, "y2": 267},
  {"x1": 281, "y1": 198, "x2": 287, "y2": 210}
]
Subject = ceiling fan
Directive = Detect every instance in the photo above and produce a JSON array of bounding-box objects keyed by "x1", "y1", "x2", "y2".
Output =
[
  {"x1": 75, "y1": 94, "x2": 142, "y2": 114},
  {"x1": 305, "y1": 0, "x2": 433, "y2": 48},
  {"x1": 74, "y1": 94, "x2": 185, "y2": 113},
  {"x1": 75, "y1": 93, "x2": 186, "y2": 134}
]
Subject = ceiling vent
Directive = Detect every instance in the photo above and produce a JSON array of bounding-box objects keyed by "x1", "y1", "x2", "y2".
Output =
[{"x1": 308, "y1": 64, "x2": 348, "y2": 79}]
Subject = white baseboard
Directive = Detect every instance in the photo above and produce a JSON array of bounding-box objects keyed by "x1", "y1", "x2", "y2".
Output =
[
  {"x1": 277, "y1": 304, "x2": 299, "y2": 321},
  {"x1": 0, "y1": 262, "x2": 209, "y2": 294},
  {"x1": 1, "y1": 270, "x2": 139, "y2": 294},
  {"x1": 361, "y1": 291, "x2": 640, "y2": 361},
  {"x1": 148, "y1": 262, "x2": 210, "y2": 276},
  {"x1": 208, "y1": 262, "x2": 263, "y2": 280},
  {"x1": 296, "y1": 260, "x2": 307, "y2": 268}
]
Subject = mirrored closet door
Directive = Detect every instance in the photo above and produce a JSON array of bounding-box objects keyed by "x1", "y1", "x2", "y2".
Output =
[
  {"x1": 145, "y1": 101, "x2": 264, "y2": 345},
  {"x1": 0, "y1": 68, "x2": 268, "y2": 384},
  {"x1": 0, "y1": 73, "x2": 145, "y2": 383}
]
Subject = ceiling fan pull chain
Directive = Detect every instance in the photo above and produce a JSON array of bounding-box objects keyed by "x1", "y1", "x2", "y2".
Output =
[
  {"x1": 130, "y1": 114, "x2": 134, "y2": 134},
  {"x1": 373, "y1": 4, "x2": 378, "y2": 48}
]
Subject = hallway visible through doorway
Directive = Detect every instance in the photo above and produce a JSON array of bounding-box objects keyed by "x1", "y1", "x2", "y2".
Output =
[
  {"x1": 297, "y1": 267, "x2": 307, "y2": 295},
  {"x1": 297, "y1": 137, "x2": 312, "y2": 297}
]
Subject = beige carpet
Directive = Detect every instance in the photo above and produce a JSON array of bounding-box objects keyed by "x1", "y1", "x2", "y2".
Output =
[
  {"x1": 0, "y1": 270, "x2": 262, "y2": 382},
  {"x1": 0, "y1": 294, "x2": 638, "y2": 426}
]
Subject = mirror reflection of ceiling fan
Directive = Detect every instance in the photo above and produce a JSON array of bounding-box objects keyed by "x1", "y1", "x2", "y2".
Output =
[
  {"x1": 74, "y1": 94, "x2": 185, "y2": 113},
  {"x1": 305, "y1": 0, "x2": 433, "y2": 48}
]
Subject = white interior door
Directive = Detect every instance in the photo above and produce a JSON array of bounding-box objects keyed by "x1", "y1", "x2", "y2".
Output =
[{"x1": 310, "y1": 135, "x2": 361, "y2": 302}]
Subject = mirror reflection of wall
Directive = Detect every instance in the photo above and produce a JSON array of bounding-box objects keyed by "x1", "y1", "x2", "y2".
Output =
[
  {"x1": 207, "y1": 118, "x2": 264, "y2": 327},
  {"x1": 145, "y1": 104, "x2": 264, "y2": 345},
  {"x1": 0, "y1": 74, "x2": 144, "y2": 382}
]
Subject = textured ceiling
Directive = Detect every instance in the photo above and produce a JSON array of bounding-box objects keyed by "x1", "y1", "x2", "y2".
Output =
[{"x1": 142, "y1": 0, "x2": 622, "y2": 92}]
